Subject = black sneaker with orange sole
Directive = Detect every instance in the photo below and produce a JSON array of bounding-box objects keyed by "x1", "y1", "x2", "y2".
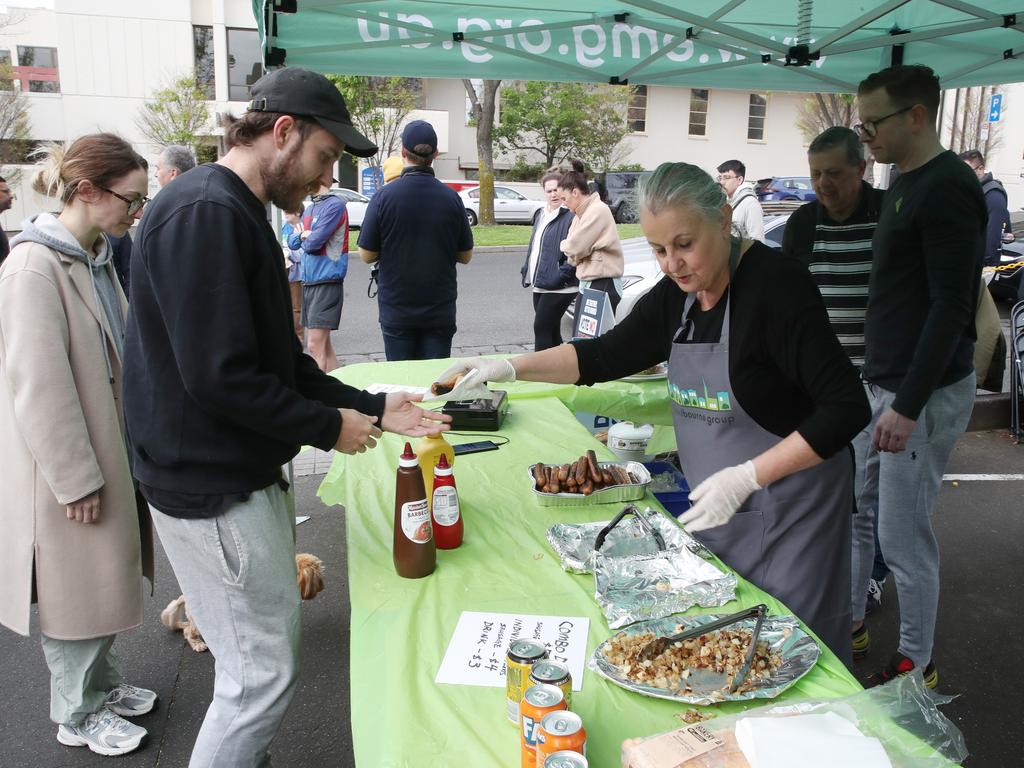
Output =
[{"x1": 874, "y1": 652, "x2": 938, "y2": 689}]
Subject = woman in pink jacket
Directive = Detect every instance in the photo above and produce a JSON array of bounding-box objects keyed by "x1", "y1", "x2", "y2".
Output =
[{"x1": 558, "y1": 159, "x2": 624, "y2": 320}]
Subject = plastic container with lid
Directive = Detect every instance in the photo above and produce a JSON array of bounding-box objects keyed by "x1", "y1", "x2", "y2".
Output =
[
  {"x1": 416, "y1": 433, "x2": 454, "y2": 500},
  {"x1": 431, "y1": 454, "x2": 463, "y2": 549},
  {"x1": 607, "y1": 421, "x2": 654, "y2": 463},
  {"x1": 393, "y1": 442, "x2": 435, "y2": 579}
]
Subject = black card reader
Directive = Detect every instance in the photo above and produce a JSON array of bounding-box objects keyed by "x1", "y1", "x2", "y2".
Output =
[{"x1": 441, "y1": 390, "x2": 509, "y2": 431}]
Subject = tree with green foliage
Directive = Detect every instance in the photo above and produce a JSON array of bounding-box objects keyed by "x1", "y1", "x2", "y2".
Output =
[
  {"x1": 494, "y1": 81, "x2": 632, "y2": 172},
  {"x1": 797, "y1": 93, "x2": 873, "y2": 180},
  {"x1": 135, "y1": 74, "x2": 211, "y2": 155},
  {"x1": 0, "y1": 64, "x2": 32, "y2": 181},
  {"x1": 464, "y1": 79, "x2": 500, "y2": 225},
  {"x1": 326, "y1": 75, "x2": 421, "y2": 172}
]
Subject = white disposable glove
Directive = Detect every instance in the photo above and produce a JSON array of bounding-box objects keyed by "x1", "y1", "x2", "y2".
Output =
[
  {"x1": 427, "y1": 358, "x2": 516, "y2": 401},
  {"x1": 679, "y1": 461, "x2": 761, "y2": 533}
]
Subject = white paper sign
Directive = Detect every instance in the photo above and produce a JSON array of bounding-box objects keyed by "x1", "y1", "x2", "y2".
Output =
[{"x1": 435, "y1": 611, "x2": 590, "y2": 691}]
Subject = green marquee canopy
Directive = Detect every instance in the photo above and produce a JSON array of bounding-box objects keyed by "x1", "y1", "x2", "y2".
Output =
[{"x1": 254, "y1": 1, "x2": 1024, "y2": 92}]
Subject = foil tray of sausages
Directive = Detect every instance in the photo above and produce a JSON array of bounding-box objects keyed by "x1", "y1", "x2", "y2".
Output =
[{"x1": 529, "y1": 456, "x2": 650, "y2": 506}]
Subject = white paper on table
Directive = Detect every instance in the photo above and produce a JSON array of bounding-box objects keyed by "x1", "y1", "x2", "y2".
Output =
[
  {"x1": 735, "y1": 712, "x2": 892, "y2": 768},
  {"x1": 435, "y1": 611, "x2": 589, "y2": 692},
  {"x1": 365, "y1": 383, "x2": 429, "y2": 396}
]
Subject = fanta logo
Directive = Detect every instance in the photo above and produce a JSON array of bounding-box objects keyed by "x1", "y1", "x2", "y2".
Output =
[{"x1": 522, "y1": 716, "x2": 539, "y2": 745}]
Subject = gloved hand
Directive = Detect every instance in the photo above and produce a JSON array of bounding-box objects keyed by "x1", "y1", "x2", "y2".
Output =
[
  {"x1": 678, "y1": 461, "x2": 761, "y2": 533},
  {"x1": 430, "y1": 358, "x2": 516, "y2": 400}
]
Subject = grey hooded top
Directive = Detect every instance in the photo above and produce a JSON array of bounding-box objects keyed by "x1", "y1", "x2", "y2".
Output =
[{"x1": 11, "y1": 213, "x2": 125, "y2": 376}]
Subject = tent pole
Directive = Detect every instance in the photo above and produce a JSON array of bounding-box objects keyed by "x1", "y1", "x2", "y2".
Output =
[{"x1": 950, "y1": 88, "x2": 960, "y2": 151}]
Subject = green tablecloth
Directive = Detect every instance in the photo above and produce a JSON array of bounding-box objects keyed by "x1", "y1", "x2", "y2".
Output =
[{"x1": 319, "y1": 359, "x2": 865, "y2": 768}]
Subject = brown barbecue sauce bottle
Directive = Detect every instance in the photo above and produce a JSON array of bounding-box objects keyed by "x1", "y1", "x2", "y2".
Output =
[{"x1": 393, "y1": 442, "x2": 436, "y2": 578}]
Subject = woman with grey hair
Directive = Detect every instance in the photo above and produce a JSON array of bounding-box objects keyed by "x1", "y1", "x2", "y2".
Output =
[{"x1": 442, "y1": 162, "x2": 870, "y2": 664}]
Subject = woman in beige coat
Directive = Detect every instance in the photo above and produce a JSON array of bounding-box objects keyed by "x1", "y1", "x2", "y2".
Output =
[
  {"x1": 558, "y1": 159, "x2": 624, "y2": 321},
  {"x1": 0, "y1": 134, "x2": 156, "y2": 757}
]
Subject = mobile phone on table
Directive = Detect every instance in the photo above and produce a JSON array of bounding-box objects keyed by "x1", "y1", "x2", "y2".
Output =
[{"x1": 453, "y1": 441, "x2": 500, "y2": 455}]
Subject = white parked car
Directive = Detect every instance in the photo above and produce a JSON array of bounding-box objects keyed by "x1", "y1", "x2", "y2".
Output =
[
  {"x1": 458, "y1": 186, "x2": 546, "y2": 226},
  {"x1": 299, "y1": 187, "x2": 369, "y2": 229},
  {"x1": 611, "y1": 214, "x2": 793, "y2": 322}
]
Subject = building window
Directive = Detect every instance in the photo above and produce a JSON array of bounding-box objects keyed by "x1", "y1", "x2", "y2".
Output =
[
  {"x1": 628, "y1": 85, "x2": 648, "y2": 133},
  {"x1": 0, "y1": 50, "x2": 11, "y2": 91},
  {"x1": 15, "y1": 45, "x2": 59, "y2": 93},
  {"x1": 747, "y1": 93, "x2": 767, "y2": 141},
  {"x1": 193, "y1": 26, "x2": 215, "y2": 100},
  {"x1": 227, "y1": 28, "x2": 262, "y2": 102},
  {"x1": 688, "y1": 89, "x2": 709, "y2": 136}
]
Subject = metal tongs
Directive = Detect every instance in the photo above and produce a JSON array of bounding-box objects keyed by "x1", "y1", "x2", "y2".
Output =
[
  {"x1": 593, "y1": 505, "x2": 666, "y2": 553},
  {"x1": 637, "y1": 603, "x2": 768, "y2": 693}
]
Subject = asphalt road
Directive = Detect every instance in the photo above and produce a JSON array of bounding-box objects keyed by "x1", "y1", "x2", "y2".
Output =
[{"x1": 330, "y1": 249, "x2": 544, "y2": 356}]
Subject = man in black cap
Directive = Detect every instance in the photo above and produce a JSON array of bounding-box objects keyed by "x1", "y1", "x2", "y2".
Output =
[
  {"x1": 123, "y1": 68, "x2": 450, "y2": 767},
  {"x1": 359, "y1": 119, "x2": 474, "y2": 360}
]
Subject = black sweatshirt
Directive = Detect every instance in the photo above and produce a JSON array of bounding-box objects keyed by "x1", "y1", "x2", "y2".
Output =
[
  {"x1": 863, "y1": 151, "x2": 985, "y2": 418},
  {"x1": 572, "y1": 242, "x2": 869, "y2": 460},
  {"x1": 123, "y1": 164, "x2": 385, "y2": 517}
]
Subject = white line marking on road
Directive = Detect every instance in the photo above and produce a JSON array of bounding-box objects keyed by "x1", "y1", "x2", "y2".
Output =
[{"x1": 943, "y1": 474, "x2": 1024, "y2": 481}]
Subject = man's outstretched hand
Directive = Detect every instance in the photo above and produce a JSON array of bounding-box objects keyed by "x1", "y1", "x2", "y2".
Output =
[{"x1": 381, "y1": 392, "x2": 453, "y2": 437}]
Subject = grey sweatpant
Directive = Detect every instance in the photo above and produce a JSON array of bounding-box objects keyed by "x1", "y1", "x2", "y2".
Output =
[
  {"x1": 851, "y1": 373, "x2": 974, "y2": 666},
  {"x1": 150, "y1": 483, "x2": 300, "y2": 768},
  {"x1": 40, "y1": 633, "x2": 121, "y2": 725}
]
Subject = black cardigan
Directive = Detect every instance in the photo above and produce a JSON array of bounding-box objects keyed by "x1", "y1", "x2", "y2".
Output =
[{"x1": 572, "y1": 242, "x2": 869, "y2": 459}]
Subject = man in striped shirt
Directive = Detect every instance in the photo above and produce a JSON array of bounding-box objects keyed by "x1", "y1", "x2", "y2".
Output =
[{"x1": 782, "y1": 126, "x2": 887, "y2": 662}]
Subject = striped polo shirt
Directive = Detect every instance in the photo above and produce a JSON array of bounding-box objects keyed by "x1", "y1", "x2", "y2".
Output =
[{"x1": 782, "y1": 183, "x2": 886, "y2": 368}]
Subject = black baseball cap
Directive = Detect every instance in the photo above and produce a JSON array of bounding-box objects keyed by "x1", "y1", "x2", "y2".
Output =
[{"x1": 248, "y1": 68, "x2": 378, "y2": 158}]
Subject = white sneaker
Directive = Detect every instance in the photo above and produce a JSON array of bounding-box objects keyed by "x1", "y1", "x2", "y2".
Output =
[
  {"x1": 57, "y1": 707, "x2": 147, "y2": 756},
  {"x1": 104, "y1": 683, "x2": 158, "y2": 717}
]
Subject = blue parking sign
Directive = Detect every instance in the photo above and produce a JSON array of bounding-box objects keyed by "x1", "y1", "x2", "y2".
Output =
[{"x1": 989, "y1": 93, "x2": 1002, "y2": 122}]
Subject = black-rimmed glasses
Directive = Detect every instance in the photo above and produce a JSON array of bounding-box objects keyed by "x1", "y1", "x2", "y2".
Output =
[
  {"x1": 853, "y1": 105, "x2": 915, "y2": 139},
  {"x1": 97, "y1": 185, "x2": 150, "y2": 216}
]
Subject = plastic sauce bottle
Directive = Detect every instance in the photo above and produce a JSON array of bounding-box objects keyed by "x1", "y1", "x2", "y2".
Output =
[
  {"x1": 417, "y1": 433, "x2": 454, "y2": 501},
  {"x1": 431, "y1": 454, "x2": 463, "y2": 549},
  {"x1": 393, "y1": 442, "x2": 436, "y2": 579}
]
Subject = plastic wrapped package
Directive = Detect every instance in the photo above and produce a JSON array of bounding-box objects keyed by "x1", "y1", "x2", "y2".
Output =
[{"x1": 621, "y1": 670, "x2": 967, "y2": 768}]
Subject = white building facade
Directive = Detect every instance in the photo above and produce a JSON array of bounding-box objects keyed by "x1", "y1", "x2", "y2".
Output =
[{"x1": 1, "y1": 0, "x2": 1020, "y2": 231}]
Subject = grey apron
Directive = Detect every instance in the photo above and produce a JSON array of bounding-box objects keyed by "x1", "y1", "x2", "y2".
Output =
[{"x1": 668, "y1": 241, "x2": 853, "y2": 664}]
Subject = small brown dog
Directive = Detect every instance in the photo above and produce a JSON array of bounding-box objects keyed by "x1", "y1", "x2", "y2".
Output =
[{"x1": 161, "y1": 553, "x2": 325, "y2": 653}]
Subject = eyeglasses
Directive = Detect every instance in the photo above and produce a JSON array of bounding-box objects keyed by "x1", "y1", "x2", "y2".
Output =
[
  {"x1": 716, "y1": 173, "x2": 738, "y2": 182},
  {"x1": 853, "y1": 105, "x2": 914, "y2": 139},
  {"x1": 97, "y1": 185, "x2": 149, "y2": 216}
]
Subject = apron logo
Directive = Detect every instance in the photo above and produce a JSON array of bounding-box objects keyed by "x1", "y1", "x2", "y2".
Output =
[
  {"x1": 669, "y1": 377, "x2": 732, "y2": 412},
  {"x1": 894, "y1": 197, "x2": 903, "y2": 213}
]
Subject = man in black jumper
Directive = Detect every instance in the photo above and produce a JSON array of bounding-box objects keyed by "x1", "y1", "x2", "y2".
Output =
[
  {"x1": 854, "y1": 65, "x2": 985, "y2": 688},
  {"x1": 123, "y1": 68, "x2": 449, "y2": 767}
]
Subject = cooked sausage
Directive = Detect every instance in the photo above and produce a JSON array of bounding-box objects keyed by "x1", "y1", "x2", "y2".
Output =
[
  {"x1": 532, "y1": 464, "x2": 546, "y2": 490},
  {"x1": 601, "y1": 468, "x2": 615, "y2": 486},
  {"x1": 609, "y1": 465, "x2": 629, "y2": 486},
  {"x1": 586, "y1": 450, "x2": 601, "y2": 483},
  {"x1": 574, "y1": 457, "x2": 589, "y2": 486},
  {"x1": 558, "y1": 463, "x2": 569, "y2": 483},
  {"x1": 580, "y1": 480, "x2": 594, "y2": 496}
]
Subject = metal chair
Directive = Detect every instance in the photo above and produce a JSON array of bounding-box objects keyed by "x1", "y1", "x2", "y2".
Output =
[{"x1": 1011, "y1": 300, "x2": 1024, "y2": 441}]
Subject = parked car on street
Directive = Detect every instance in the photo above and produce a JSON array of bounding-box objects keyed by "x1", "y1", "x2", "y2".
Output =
[
  {"x1": 459, "y1": 185, "x2": 546, "y2": 226},
  {"x1": 300, "y1": 187, "x2": 369, "y2": 229},
  {"x1": 610, "y1": 213, "x2": 792, "y2": 322},
  {"x1": 756, "y1": 177, "x2": 817, "y2": 202}
]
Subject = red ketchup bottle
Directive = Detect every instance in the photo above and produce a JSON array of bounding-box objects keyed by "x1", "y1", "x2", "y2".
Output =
[
  {"x1": 431, "y1": 454, "x2": 463, "y2": 549},
  {"x1": 393, "y1": 442, "x2": 436, "y2": 578}
]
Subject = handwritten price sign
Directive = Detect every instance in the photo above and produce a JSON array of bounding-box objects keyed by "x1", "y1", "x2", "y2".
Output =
[{"x1": 435, "y1": 611, "x2": 590, "y2": 691}]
